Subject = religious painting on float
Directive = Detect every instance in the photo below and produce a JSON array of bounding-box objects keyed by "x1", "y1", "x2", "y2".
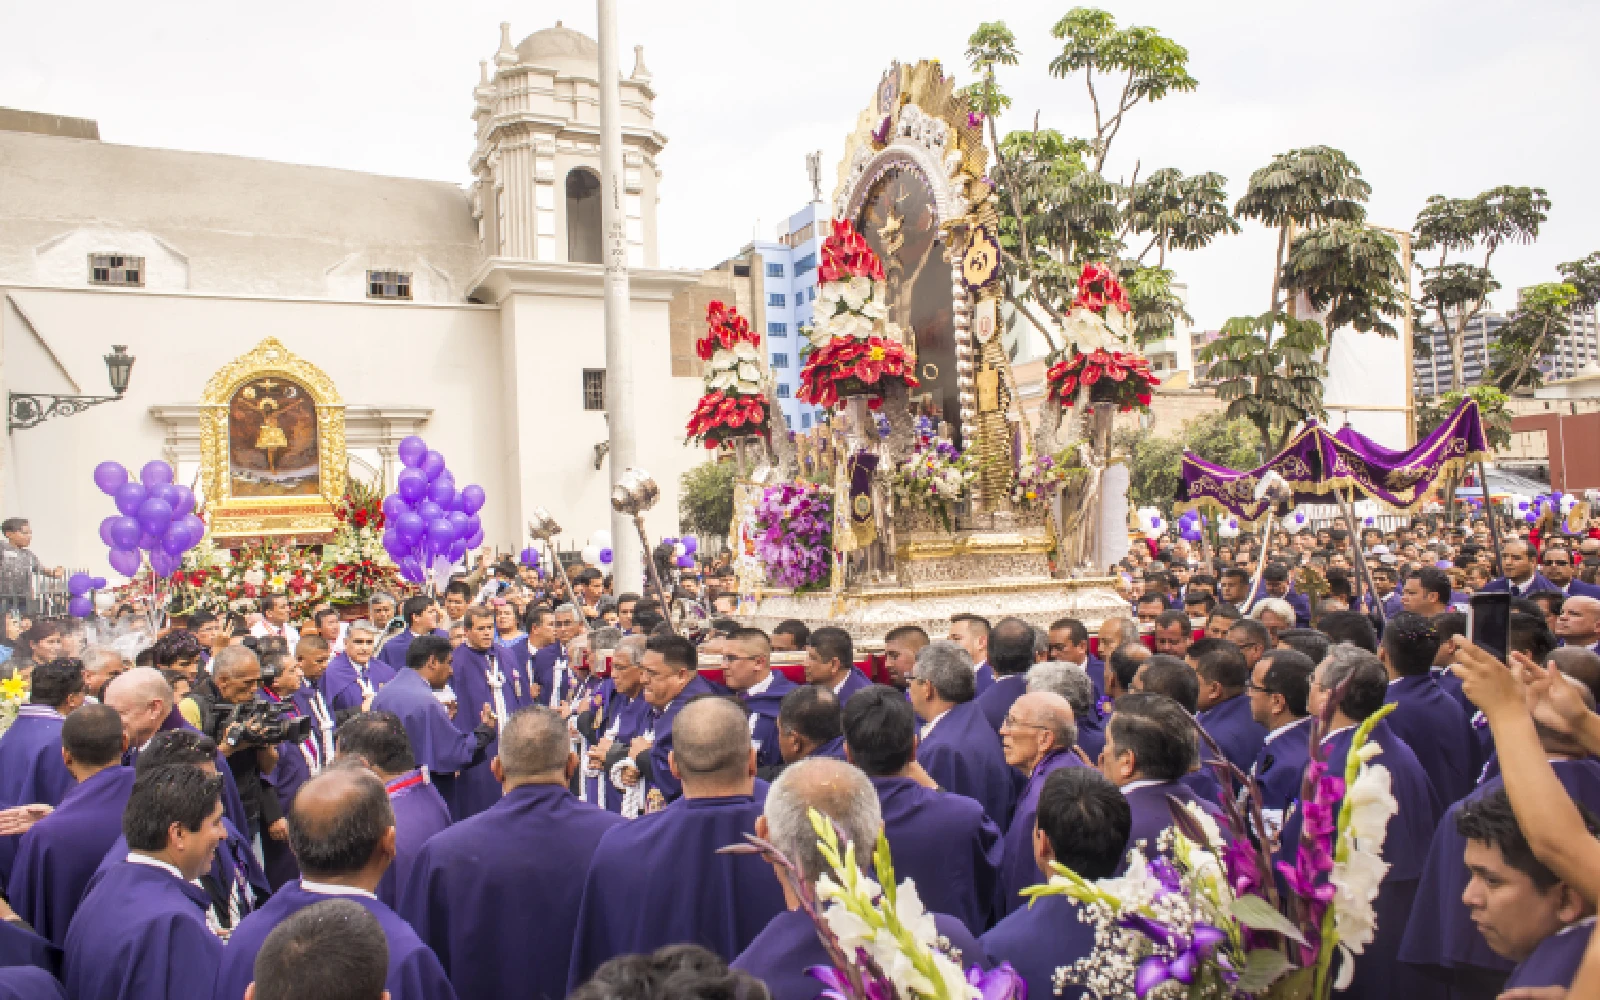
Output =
[{"x1": 199, "y1": 337, "x2": 347, "y2": 539}]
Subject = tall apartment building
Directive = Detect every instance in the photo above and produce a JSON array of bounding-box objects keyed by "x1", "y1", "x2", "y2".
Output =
[
  {"x1": 1415, "y1": 300, "x2": 1600, "y2": 395},
  {"x1": 732, "y1": 202, "x2": 825, "y2": 431}
]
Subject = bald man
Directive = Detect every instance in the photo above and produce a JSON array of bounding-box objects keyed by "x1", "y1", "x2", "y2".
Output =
[
  {"x1": 213, "y1": 768, "x2": 455, "y2": 1000},
  {"x1": 1556, "y1": 595, "x2": 1600, "y2": 653},
  {"x1": 568, "y1": 697, "x2": 785, "y2": 986},
  {"x1": 403, "y1": 706, "x2": 623, "y2": 1000},
  {"x1": 997, "y1": 692, "x2": 1084, "y2": 917}
]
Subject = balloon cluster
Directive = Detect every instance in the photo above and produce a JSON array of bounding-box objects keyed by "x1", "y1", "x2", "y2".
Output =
[
  {"x1": 1282, "y1": 509, "x2": 1310, "y2": 534},
  {"x1": 380, "y1": 436, "x2": 487, "y2": 585},
  {"x1": 1135, "y1": 507, "x2": 1165, "y2": 541},
  {"x1": 65, "y1": 572, "x2": 108, "y2": 618},
  {"x1": 1175, "y1": 511, "x2": 1203, "y2": 542},
  {"x1": 1510, "y1": 494, "x2": 1536, "y2": 522},
  {"x1": 661, "y1": 536, "x2": 699, "y2": 570},
  {"x1": 1216, "y1": 514, "x2": 1241, "y2": 539},
  {"x1": 581, "y1": 530, "x2": 614, "y2": 569},
  {"x1": 94, "y1": 461, "x2": 206, "y2": 579}
]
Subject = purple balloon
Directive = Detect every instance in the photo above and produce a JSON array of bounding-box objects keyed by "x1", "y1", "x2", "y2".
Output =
[
  {"x1": 399, "y1": 556, "x2": 423, "y2": 582},
  {"x1": 427, "y1": 518, "x2": 456, "y2": 549},
  {"x1": 420, "y1": 451, "x2": 446, "y2": 483},
  {"x1": 167, "y1": 485, "x2": 195, "y2": 517},
  {"x1": 416, "y1": 501, "x2": 443, "y2": 523},
  {"x1": 67, "y1": 572, "x2": 93, "y2": 597},
  {"x1": 109, "y1": 516, "x2": 141, "y2": 549},
  {"x1": 682, "y1": 536, "x2": 699, "y2": 555},
  {"x1": 429, "y1": 479, "x2": 456, "y2": 508},
  {"x1": 467, "y1": 528, "x2": 485, "y2": 550},
  {"x1": 382, "y1": 494, "x2": 409, "y2": 519},
  {"x1": 93, "y1": 462, "x2": 128, "y2": 496},
  {"x1": 676, "y1": 555, "x2": 694, "y2": 569},
  {"x1": 161, "y1": 529, "x2": 191, "y2": 556},
  {"x1": 395, "y1": 512, "x2": 425, "y2": 545},
  {"x1": 109, "y1": 548, "x2": 141, "y2": 577},
  {"x1": 156, "y1": 483, "x2": 184, "y2": 509},
  {"x1": 137, "y1": 497, "x2": 174, "y2": 536},
  {"x1": 68, "y1": 596, "x2": 93, "y2": 618},
  {"x1": 91, "y1": 576, "x2": 107, "y2": 589},
  {"x1": 447, "y1": 511, "x2": 470, "y2": 540},
  {"x1": 114, "y1": 481, "x2": 148, "y2": 517},
  {"x1": 599, "y1": 547, "x2": 613, "y2": 565},
  {"x1": 99, "y1": 516, "x2": 117, "y2": 547},
  {"x1": 383, "y1": 531, "x2": 408, "y2": 559},
  {"x1": 458, "y1": 484, "x2": 486, "y2": 516},
  {"x1": 398, "y1": 436, "x2": 428, "y2": 469},
  {"x1": 397, "y1": 469, "x2": 428, "y2": 503},
  {"x1": 149, "y1": 549, "x2": 177, "y2": 577},
  {"x1": 447, "y1": 539, "x2": 466, "y2": 563},
  {"x1": 464, "y1": 513, "x2": 481, "y2": 538},
  {"x1": 179, "y1": 514, "x2": 205, "y2": 544},
  {"x1": 140, "y1": 460, "x2": 174, "y2": 488},
  {"x1": 138, "y1": 531, "x2": 159, "y2": 552}
]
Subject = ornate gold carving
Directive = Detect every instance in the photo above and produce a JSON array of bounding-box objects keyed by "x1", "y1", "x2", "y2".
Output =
[
  {"x1": 198, "y1": 337, "x2": 346, "y2": 539},
  {"x1": 895, "y1": 531, "x2": 1054, "y2": 562}
]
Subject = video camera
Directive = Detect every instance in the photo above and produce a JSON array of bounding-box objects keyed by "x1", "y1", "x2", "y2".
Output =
[{"x1": 210, "y1": 699, "x2": 312, "y2": 751}]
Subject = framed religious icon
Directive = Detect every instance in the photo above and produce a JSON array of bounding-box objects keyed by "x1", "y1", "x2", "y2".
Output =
[{"x1": 199, "y1": 337, "x2": 346, "y2": 538}]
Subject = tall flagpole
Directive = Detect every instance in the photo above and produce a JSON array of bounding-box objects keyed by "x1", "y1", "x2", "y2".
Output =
[{"x1": 597, "y1": 0, "x2": 641, "y2": 596}]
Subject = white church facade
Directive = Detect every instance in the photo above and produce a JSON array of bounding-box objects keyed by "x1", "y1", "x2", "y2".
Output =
[{"x1": 0, "y1": 22, "x2": 712, "y2": 573}]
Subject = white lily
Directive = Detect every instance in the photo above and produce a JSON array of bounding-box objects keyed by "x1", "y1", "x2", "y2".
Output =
[
  {"x1": 1345, "y1": 759, "x2": 1398, "y2": 845},
  {"x1": 842, "y1": 275, "x2": 873, "y2": 310}
]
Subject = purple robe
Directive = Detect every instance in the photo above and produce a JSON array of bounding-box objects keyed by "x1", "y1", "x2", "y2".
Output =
[
  {"x1": 811, "y1": 735, "x2": 848, "y2": 761},
  {"x1": 376, "y1": 628, "x2": 450, "y2": 672},
  {"x1": 973, "y1": 661, "x2": 995, "y2": 696},
  {"x1": 872, "y1": 776, "x2": 1003, "y2": 936},
  {"x1": 90, "y1": 815, "x2": 267, "y2": 935},
  {"x1": 401, "y1": 782, "x2": 623, "y2": 1000},
  {"x1": 916, "y1": 702, "x2": 1016, "y2": 830},
  {"x1": 370, "y1": 667, "x2": 487, "y2": 811},
  {"x1": 734, "y1": 907, "x2": 986, "y2": 1000},
  {"x1": 975, "y1": 674, "x2": 1027, "y2": 733},
  {"x1": 1480, "y1": 572, "x2": 1560, "y2": 597},
  {"x1": 0, "y1": 967, "x2": 63, "y2": 1000},
  {"x1": 998, "y1": 750, "x2": 1085, "y2": 918},
  {"x1": 1195, "y1": 693, "x2": 1266, "y2": 775},
  {"x1": 740, "y1": 673, "x2": 797, "y2": 770},
  {"x1": 321, "y1": 653, "x2": 397, "y2": 713},
  {"x1": 1399, "y1": 758, "x2": 1600, "y2": 992},
  {"x1": 63, "y1": 859, "x2": 221, "y2": 1000},
  {"x1": 1076, "y1": 713, "x2": 1106, "y2": 764},
  {"x1": 644, "y1": 674, "x2": 720, "y2": 803},
  {"x1": 585, "y1": 680, "x2": 651, "y2": 813},
  {"x1": 567, "y1": 793, "x2": 784, "y2": 989},
  {"x1": 831, "y1": 668, "x2": 873, "y2": 705},
  {"x1": 1503, "y1": 918, "x2": 1594, "y2": 992},
  {"x1": 376, "y1": 769, "x2": 453, "y2": 910},
  {"x1": 138, "y1": 707, "x2": 249, "y2": 839},
  {"x1": 1122, "y1": 780, "x2": 1226, "y2": 861},
  {"x1": 0, "y1": 706, "x2": 73, "y2": 887},
  {"x1": 0, "y1": 917, "x2": 57, "y2": 978},
  {"x1": 530, "y1": 643, "x2": 576, "y2": 708},
  {"x1": 1383, "y1": 674, "x2": 1476, "y2": 807},
  {"x1": 447, "y1": 643, "x2": 536, "y2": 819},
  {"x1": 1252, "y1": 717, "x2": 1314, "y2": 813},
  {"x1": 8, "y1": 766, "x2": 135, "y2": 948},
  {"x1": 214, "y1": 881, "x2": 457, "y2": 1000},
  {"x1": 980, "y1": 894, "x2": 1098, "y2": 1000}
]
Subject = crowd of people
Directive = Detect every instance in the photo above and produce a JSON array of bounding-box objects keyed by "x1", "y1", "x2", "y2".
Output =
[{"x1": 0, "y1": 507, "x2": 1598, "y2": 999}]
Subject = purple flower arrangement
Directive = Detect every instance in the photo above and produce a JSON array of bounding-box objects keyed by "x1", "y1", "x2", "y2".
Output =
[{"x1": 753, "y1": 483, "x2": 833, "y2": 591}]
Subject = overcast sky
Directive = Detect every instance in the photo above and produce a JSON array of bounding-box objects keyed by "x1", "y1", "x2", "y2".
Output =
[{"x1": 3, "y1": 0, "x2": 1595, "y2": 330}]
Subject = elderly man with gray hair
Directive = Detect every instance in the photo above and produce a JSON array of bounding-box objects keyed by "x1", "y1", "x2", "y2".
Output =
[
  {"x1": 320, "y1": 619, "x2": 396, "y2": 714},
  {"x1": 732, "y1": 757, "x2": 988, "y2": 999},
  {"x1": 910, "y1": 640, "x2": 1016, "y2": 828},
  {"x1": 1027, "y1": 660, "x2": 1104, "y2": 761},
  {"x1": 576, "y1": 634, "x2": 653, "y2": 814}
]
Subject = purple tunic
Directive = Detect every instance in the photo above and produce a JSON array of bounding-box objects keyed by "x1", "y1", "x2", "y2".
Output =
[
  {"x1": 1252, "y1": 717, "x2": 1314, "y2": 814},
  {"x1": 980, "y1": 894, "x2": 1098, "y2": 1000},
  {"x1": 401, "y1": 782, "x2": 623, "y2": 1000},
  {"x1": 998, "y1": 750, "x2": 1085, "y2": 918},
  {"x1": 644, "y1": 674, "x2": 720, "y2": 803},
  {"x1": 1076, "y1": 712, "x2": 1106, "y2": 764},
  {"x1": 530, "y1": 643, "x2": 575, "y2": 707},
  {"x1": 916, "y1": 701, "x2": 1016, "y2": 830},
  {"x1": 138, "y1": 707, "x2": 249, "y2": 839},
  {"x1": 1195, "y1": 693, "x2": 1266, "y2": 775},
  {"x1": 740, "y1": 673, "x2": 797, "y2": 770},
  {"x1": 214, "y1": 881, "x2": 457, "y2": 1000},
  {"x1": 8, "y1": 766, "x2": 135, "y2": 948},
  {"x1": 0, "y1": 967, "x2": 63, "y2": 1000},
  {"x1": 370, "y1": 667, "x2": 486, "y2": 784},
  {"x1": 1503, "y1": 918, "x2": 1595, "y2": 991},
  {"x1": 63, "y1": 860, "x2": 221, "y2": 1000},
  {"x1": 734, "y1": 907, "x2": 986, "y2": 1000},
  {"x1": 973, "y1": 661, "x2": 995, "y2": 696},
  {"x1": 831, "y1": 668, "x2": 873, "y2": 705},
  {"x1": 567, "y1": 793, "x2": 784, "y2": 989},
  {"x1": 376, "y1": 628, "x2": 450, "y2": 672},
  {"x1": 0, "y1": 917, "x2": 57, "y2": 978},
  {"x1": 447, "y1": 644, "x2": 537, "y2": 819},
  {"x1": 1383, "y1": 674, "x2": 1477, "y2": 807},
  {"x1": 585, "y1": 680, "x2": 651, "y2": 813},
  {"x1": 91, "y1": 816, "x2": 268, "y2": 935},
  {"x1": 321, "y1": 653, "x2": 397, "y2": 713},
  {"x1": 1122, "y1": 780, "x2": 1227, "y2": 862},
  {"x1": 0, "y1": 707, "x2": 73, "y2": 887},
  {"x1": 975, "y1": 674, "x2": 1027, "y2": 733},
  {"x1": 872, "y1": 776, "x2": 1003, "y2": 936},
  {"x1": 376, "y1": 769, "x2": 454, "y2": 910}
]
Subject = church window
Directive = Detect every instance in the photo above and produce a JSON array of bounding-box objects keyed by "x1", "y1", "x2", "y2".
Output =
[
  {"x1": 89, "y1": 254, "x2": 143, "y2": 287},
  {"x1": 367, "y1": 271, "x2": 412, "y2": 300},
  {"x1": 772, "y1": 353, "x2": 790, "y2": 369},
  {"x1": 768, "y1": 323, "x2": 787, "y2": 336},
  {"x1": 582, "y1": 369, "x2": 606, "y2": 411},
  {"x1": 566, "y1": 169, "x2": 603, "y2": 264},
  {"x1": 769, "y1": 293, "x2": 786, "y2": 308},
  {"x1": 767, "y1": 263, "x2": 785, "y2": 278}
]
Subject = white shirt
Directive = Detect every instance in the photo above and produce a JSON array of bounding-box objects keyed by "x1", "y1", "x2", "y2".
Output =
[
  {"x1": 919, "y1": 707, "x2": 950, "y2": 740},
  {"x1": 250, "y1": 620, "x2": 301, "y2": 649},
  {"x1": 1120, "y1": 778, "x2": 1170, "y2": 795},
  {"x1": 126, "y1": 852, "x2": 184, "y2": 879},
  {"x1": 300, "y1": 880, "x2": 377, "y2": 900},
  {"x1": 745, "y1": 673, "x2": 775, "y2": 697},
  {"x1": 1263, "y1": 716, "x2": 1312, "y2": 746}
]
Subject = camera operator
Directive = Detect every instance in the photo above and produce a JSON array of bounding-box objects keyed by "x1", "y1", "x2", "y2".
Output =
[{"x1": 182, "y1": 645, "x2": 285, "y2": 849}]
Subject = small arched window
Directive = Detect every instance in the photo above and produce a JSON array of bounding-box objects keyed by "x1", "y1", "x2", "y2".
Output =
[{"x1": 566, "y1": 168, "x2": 603, "y2": 264}]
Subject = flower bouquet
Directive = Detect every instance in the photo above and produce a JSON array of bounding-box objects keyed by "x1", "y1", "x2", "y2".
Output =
[
  {"x1": 323, "y1": 478, "x2": 401, "y2": 601},
  {"x1": 688, "y1": 301, "x2": 770, "y2": 448},
  {"x1": 181, "y1": 539, "x2": 337, "y2": 618},
  {"x1": 891, "y1": 439, "x2": 975, "y2": 533},
  {"x1": 0, "y1": 673, "x2": 27, "y2": 737},
  {"x1": 1011, "y1": 450, "x2": 1084, "y2": 511},
  {"x1": 1023, "y1": 702, "x2": 1400, "y2": 999},
  {"x1": 753, "y1": 482, "x2": 833, "y2": 591},
  {"x1": 1046, "y1": 263, "x2": 1160, "y2": 413},
  {"x1": 798, "y1": 219, "x2": 919, "y2": 408}
]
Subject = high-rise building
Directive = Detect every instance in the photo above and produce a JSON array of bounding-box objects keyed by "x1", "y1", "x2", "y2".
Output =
[
  {"x1": 725, "y1": 202, "x2": 825, "y2": 431},
  {"x1": 1414, "y1": 298, "x2": 1600, "y2": 395}
]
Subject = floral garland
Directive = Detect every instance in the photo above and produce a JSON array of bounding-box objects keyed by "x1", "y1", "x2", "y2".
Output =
[
  {"x1": 891, "y1": 440, "x2": 974, "y2": 532},
  {"x1": 752, "y1": 482, "x2": 832, "y2": 591},
  {"x1": 1045, "y1": 262, "x2": 1160, "y2": 413},
  {"x1": 178, "y1": 539, "x2": 337, "y2": 617},
  {"x1": 687, "y1": 301, "x2": 770, "y2": 448},
  {"x1": 798, "y1": 220, "x2": 920, "y2": 408},
  {"x1": 1010, "y1": 450, "x2": 1082, "y2": 510}
]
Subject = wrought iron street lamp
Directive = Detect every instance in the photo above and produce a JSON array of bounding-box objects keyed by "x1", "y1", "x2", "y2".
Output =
[{"x1": 9, "y1": 345, "x2": 136, "y2": 431}]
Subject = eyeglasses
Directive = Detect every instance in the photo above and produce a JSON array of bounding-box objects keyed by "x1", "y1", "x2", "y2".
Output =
[
  {"x1": 1543, "y1": 559, "x2": 1572, "y2": 567},
  {"x1": 1001, "y1": 714, "x2": 1048, "y2": 732},
  {"x1": 1245, "y1": 680, "x2": 1277, "y2": 695}
]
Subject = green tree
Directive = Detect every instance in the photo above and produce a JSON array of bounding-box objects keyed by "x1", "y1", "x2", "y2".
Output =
[
  {"x1": 1198, "y1": 312, "x2": 1328, "y2": 454},
  {"x1": 1280, "y1": 221, "x2": 1406, "y2": 360},
  {"x1": 1493, "y1": 281, "x2": 1579, "y2": 393},
  {"x1": 1119, "y1": 412, "x2": 1261, "y2": 511},
  {"x1": 1413, "y1": 185, "x2": 1550, "y2": 391},
  {"x1": 678, "y1": 460, "x2": 736, "y2": 540},
  {"x1": 1125, "y1": 167, "x2": 1239, "y2": 268}
]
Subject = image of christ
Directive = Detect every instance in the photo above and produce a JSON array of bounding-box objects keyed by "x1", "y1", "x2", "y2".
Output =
[{"x1": 228, "y1": 377, "x2": 319, "y2": 497}]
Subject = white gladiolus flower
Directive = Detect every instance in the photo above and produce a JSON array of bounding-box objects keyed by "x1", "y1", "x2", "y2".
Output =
[
  {"x1": 821, "y1": 904, "x2": 874, "y2": 958},
  {"x1": 1331, "y1": 848, "x2": 1385, "y2": 952},
  {"x1": 1345, "y1": 760, "x2": 1398, "y2": 845},
  {"x1": 1182, "y1": 801, "x2": 1224, "y2": 849}
]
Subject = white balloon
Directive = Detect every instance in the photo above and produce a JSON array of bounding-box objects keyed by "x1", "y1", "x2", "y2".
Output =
[
  {"x1": 673, "y1": 542, "x2": 687, "y2": 558},
  {"x1": 1217, "y1": 515, "x2": 1241, "y2": 539},
  {"x1": 581, "y1": 544, "x2": 601, "y2": 566}
]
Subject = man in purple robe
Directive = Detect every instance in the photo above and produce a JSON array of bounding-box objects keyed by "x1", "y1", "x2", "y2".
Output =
[
  {"x1": 369, "y1": 634, "x2": 497, "y2": 812},
  {"x1": 8, "y1": 705, "x2": 131, "y2": 948},
  {"x1": 334, "y1": 712, "x2": 453, "y2": 910},
  {"x1": 376, "y1": 596, "x2": 448, "y2": 672},
  {"x1": 802, "y1": 626, "x2": 871, "y2": 705},
  {"x1": 1130, "y1": 655, "x2": 1226, "y2": 808},
  {"x1": 1100, "y1": 693, "x2": 1228, "y2": 857},
  {"x1": 911, "y1": 640, "x2": 1016, "y2": 829},
  {"x1": 403, "y1": 705, "x2": 623, "y2": 1000},
  {"x1": 997, "y1": 691, "x2": 1086, "y2": 917},
  {"x1": 320, "y1": 622, "x2": 396, "y2": 713},
  {"x1": 722, "y1": 628, "x2": 796, "y2": 771},
  {"x1": 213, "y1": 767, "x2": 457, "y2": 1000},
  {"x1": 733, "y1": 758, "x2": 987, "y2": 1000},
  {"x1": 0, "y1": 658, "x2": 82, "y2": 886},
  {"x1": 0, "y1": 903, "x2": 57, "y2": 979},
  {"x1": 1026, "y1": 660, "x2": 1104, "y2": 764},
  {"x1": 63, "y1": 765, "x2": 227, "y2": 1000},
  {"x1": 975, "y1": 618, "x2": 1033, "y2": 733},
  {"x1": 445, "y1": 606, "x2": 537, "y2": 818},
  {"x1": 1380, "y1": 612, "x2": 1477, "y2": 805},
  {"x1": 530, "y1": 605, "x2": 584, "y2": 709},
  {"x1": 1480, "y1": 539, "x2": 1562, "y2": 598},
  {"x1": 767, "y1": 685, "x2": 848, "y2": 781},
  {"x1": 1190, "y1": 637, "x2": 1266, "y2": 774},
  {"x1": 981, "y1": 767, "x2": 1131, "y2": 1000},
  {"x1": 949, "y1": 614, "x2": 994, "y2": 695},
  {"x1": 1047, "y1": 618, "x2": 1104, "y2": 710},
  {"x1": 842, "y1": 686, "x2": 1001, "y2": 936},
  {"x1": 576, "y1": 636, "x2": 652, "y2": 814},
  {"x1": 568, "y1": 697, "x2": 784, "y2": 987},
  {"x1": 631, "y1": 634, "x2": 719, "y2": 806},
  {"x1": 245, "y1": 899, "x2": 390, "y2": 1000},
  {"x1": 1277, "y1": 647, "x2": 1442, "y2": 1000},
  {"x1": 1246, "y1": 649, "x2": 1316, "y2": 833}
]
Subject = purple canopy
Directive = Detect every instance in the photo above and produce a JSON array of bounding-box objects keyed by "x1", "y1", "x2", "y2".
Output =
[{"x1": 1176, "y1": 398, "x2": 1490, "y2": 523}]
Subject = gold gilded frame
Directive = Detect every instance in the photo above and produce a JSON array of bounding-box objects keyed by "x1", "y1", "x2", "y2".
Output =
[{"x1": 199, "y1": 337, "x2": 346, "y2": 539}]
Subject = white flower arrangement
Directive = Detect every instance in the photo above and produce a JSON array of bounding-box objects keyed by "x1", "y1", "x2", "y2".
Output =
[
  {"x1": 1060, "y1": 304, "x2": 1132, "y2": 355},
  {"x1": 805, "y1": 277, "x2": 906, "y2": 354},
  {"x1": 707, "y1": 341, "x2": 766, "y2": 395}
]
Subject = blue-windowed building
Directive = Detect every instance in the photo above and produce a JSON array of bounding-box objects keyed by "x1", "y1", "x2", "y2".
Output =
[{"x1": 740, "y1": 201, "x2": 825, "y2": 431}]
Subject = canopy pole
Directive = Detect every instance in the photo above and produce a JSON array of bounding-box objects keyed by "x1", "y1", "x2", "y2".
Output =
[
  {"x1": 1336, "y1": 487, "x2": 1387, "y2": 623},
  {"x1": 1479, "y1": 460, "x2": 1507, "y2": 574},
  {"x1": 1244, "y1": 509, "x2": 1276, "y2": 615}
]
